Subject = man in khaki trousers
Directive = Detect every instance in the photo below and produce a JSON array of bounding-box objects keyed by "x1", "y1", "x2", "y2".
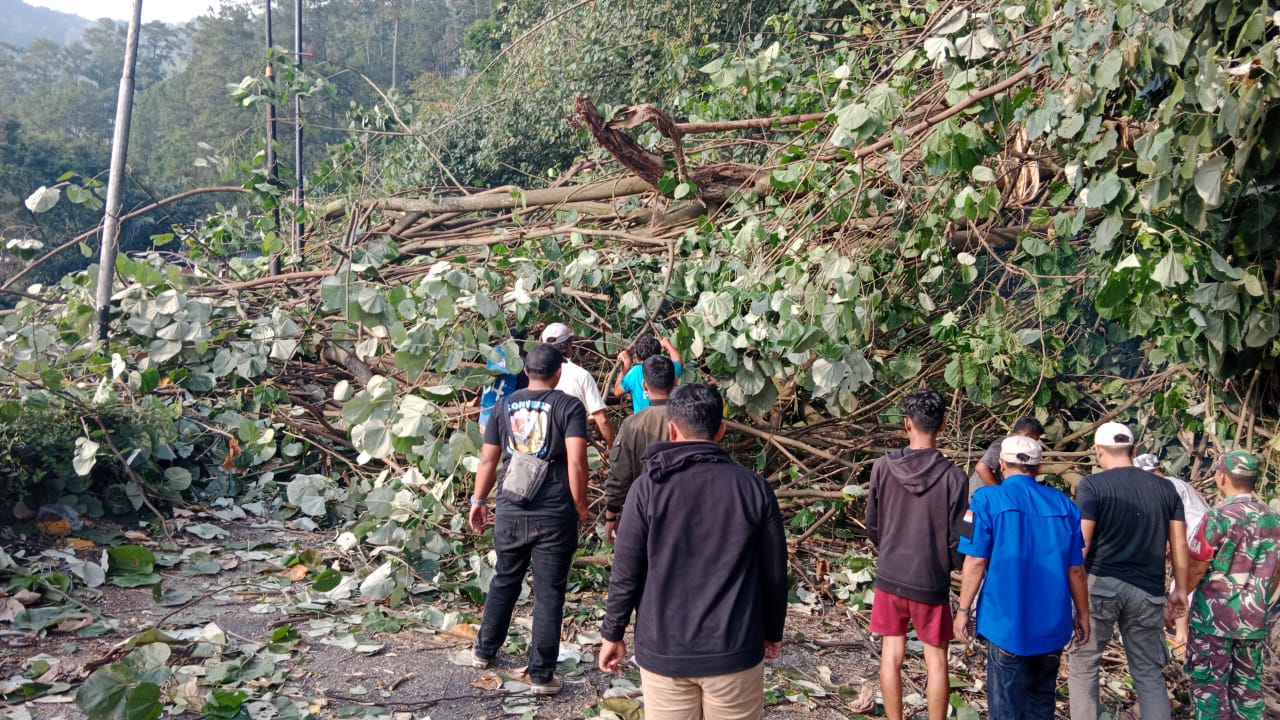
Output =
[{"x1": 598, "y1": 384, "x2": 788, "y2": 719}]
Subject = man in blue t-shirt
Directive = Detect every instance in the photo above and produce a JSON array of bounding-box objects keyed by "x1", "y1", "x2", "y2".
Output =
[
  {"x1": 613, "y1": 335, "x2": 683, "y2": 412},
  {"x1": 955, "y1": 436, "x2": 1091, "y2": 720}
]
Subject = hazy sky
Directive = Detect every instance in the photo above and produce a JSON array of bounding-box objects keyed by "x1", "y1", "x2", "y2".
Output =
[{"x1": 26, "y1": 0, "x2": 225, "y2": 24}]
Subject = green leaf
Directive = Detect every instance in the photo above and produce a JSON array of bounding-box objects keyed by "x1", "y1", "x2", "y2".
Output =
[
  {"x1": 696, "y1": 291, "x2": 735, "y2": 328},
  {"x1": 971, "y1": 165, "x2": 995, "y2": 183},
  {"x1": 124, "y1": 683, "x2": 163, "y2": 720},
  {"x1": 24, "y1": 185, "x2": 61, "y2": 213},
  {"x1": 1151, "y1": 251, "x2": 1189, "y2": 288},
  {"x1": 76, "y1": 665, "x2": 132, "y2": 720},
  {"x1": 11, "y1": 607, "x2": 86, "y2": 633},
  {"x1": 287, "y1": 475, "x2": 330, "y2": 517},
  {"x1": 109, "y1": 574, "x2": 163, "y2": 588},
  {"x1": 107, "y1": 546, "x2": 156, "y2": 576},
  {"x1": 887, "y1": 354, "x2": 922, "y2": 380},
  {"x1": 359, "y1": 562, "x2": 396, "y2": 601},
  {"x1": 1084, "y1": 172, "x2": 1122, "y2": 208},
  {"x1": 312, "y1": 568, "x2": 343, "y2": 592},
  {"x1": 1193, "y1": 155, "x2": 1226, "y2": 208},
  {"x1": 673, "y1": 181, "x2": 695, "y2": 200}
]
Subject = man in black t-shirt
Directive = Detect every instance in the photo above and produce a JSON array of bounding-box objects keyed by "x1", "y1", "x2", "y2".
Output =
[
  {"x1": 468, "y1": 344, "x2": 589, "y2": 696},
  {"x1": 1066, "y1": 422, "x2": 1189, "y2": 720}
]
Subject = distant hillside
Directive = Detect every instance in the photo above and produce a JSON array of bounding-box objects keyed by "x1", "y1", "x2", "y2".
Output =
[{"x1": 0, "y1": 0, "x2": 92, "y2": 47}]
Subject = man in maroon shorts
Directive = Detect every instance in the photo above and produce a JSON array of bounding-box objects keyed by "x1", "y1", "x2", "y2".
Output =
[{"x1": 866, "y1": 389, "x2": 968, "y2": 720}]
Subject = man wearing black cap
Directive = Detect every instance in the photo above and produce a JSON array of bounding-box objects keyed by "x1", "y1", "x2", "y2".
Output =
[{"x1": 468, "y1": 343, "x2": 590, "y2": 695}]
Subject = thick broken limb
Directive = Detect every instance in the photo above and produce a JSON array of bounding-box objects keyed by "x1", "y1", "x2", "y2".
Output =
[{"x1": 324, "y1": 176, "x2": 654, "y2": 218}]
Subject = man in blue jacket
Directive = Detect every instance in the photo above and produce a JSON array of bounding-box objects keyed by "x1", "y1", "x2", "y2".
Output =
[
  {"x1": 598, "y1": 384, "x2": 788, "y2": 719},
  {"x1": 954, "y1": 435, "x2": 1091, "y2": 719}
]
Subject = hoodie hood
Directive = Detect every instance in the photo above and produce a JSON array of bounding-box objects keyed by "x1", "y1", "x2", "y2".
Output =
[
  {"x1": 641, "y1": 440, "x2": 734, "y2": 483},
  {"x1": 883, "y1": 447, "x2": 953, "y2": 495}
]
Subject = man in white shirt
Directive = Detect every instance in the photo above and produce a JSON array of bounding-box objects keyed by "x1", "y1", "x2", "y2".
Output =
[
  {"x1": 1134, "y1": 452, "x2": 1210, "y2": 653},
  {"x1": 541, "y1": 322, "x2": 615, "y2": 447}
]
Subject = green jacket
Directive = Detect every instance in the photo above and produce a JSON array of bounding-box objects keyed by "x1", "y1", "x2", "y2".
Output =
[{"x1": 605, "y1": 401, "x2": 669, "y2": 513}]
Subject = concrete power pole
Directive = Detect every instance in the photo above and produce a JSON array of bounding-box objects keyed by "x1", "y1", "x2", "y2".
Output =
[{"x1": 94, "y1": 0, "x2": 144, "y2": 340}]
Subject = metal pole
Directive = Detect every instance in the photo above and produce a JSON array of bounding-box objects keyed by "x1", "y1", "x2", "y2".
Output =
[
  {"x1": 265, "y1": 0, "x2": 281, "y2": 275},
  {"x1": 95, "y1": 0, "x2": 143, "y2": 341},
  {"x1": 292, "y1": 0, "x2": 304, "y2": 255}
]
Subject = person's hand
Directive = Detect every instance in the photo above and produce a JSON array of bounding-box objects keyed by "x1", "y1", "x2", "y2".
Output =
[
  {"x1": 1073, "y1": 612, "x2": 1090, "y2": 646},
  {"x1": 659, "y1": 337, "x2": 675, "y2": 352},
  {"x1": 604, "y1": 517, "x2": 620, "y2": 545},
  {"x1": 764, "y1": 640, "x2": 782, "y2": 659},
  {"x1": 953, "y1": 612, "x2": 972, "y2": 645},
  {"x1": 576, "y1": 503, "x2": 590, "y2": 527},
  {"x1": 1167, "y1": 587, "x2": 1188, "y2": 619},
  {"x1": 599, "y1": 639, "x2": 626, "y2": 673},
  {"x1": 617, "y1": 350, "x2": 632, "y2": 366},
  {"x1": 468, "y1": 502, "x2": 488, "y2": 534}
]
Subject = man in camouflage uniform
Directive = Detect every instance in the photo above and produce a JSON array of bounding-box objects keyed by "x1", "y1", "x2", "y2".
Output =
[{"x1": 1185, "y1": 450, "x2": 1280, "y2": 720}]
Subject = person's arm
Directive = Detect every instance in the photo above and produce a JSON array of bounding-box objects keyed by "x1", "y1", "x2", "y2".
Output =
[
  {"x1": 468, "y1": 442, "x2": 502, "y2": 532},
  {"x1": 1080, "y1": 519, "x2": 1096, "y2": 558},
  {"x1": 1169, "y1": 519, "x2": 1190, "y2": 590},
  {"x1": 865, "y1": 463, "x2": 881, "y2": 547},
  {"x1": 612, "y1": 351, "x2": 632, "y2": 398},
  {"x1": 759, "y1": 484, "x2": 789, "y2": 648},
  {"x1": 954, "y1": 556, "x2": 987, "y2": 644},
  {"x1": 975, "y1": 461, "x2": 998, "y2": 487},
  {"x1": 659, "y1": 337, "x2": 683, "y2": 366},
  {"x1": 604, "y1": 426, "x2": 636, "y2": 544},
  {"x1": 947, "y1": 469, "x2": 970, "y2": 572},
  {"x1": 1186, "y1": 519, "x2": 1216, "y2": 589},
  {"x1": 591, "y1": 410, "x2": 616, "y2": 447},
  {"x1": 599, "y1": 475, "x2": 651, "y2": 671},
  {"x1": 566, "y1": 436, "x2": 590, "y2": 525},
  {"x1": 1068, "y1": 564, "x2": 1091, "y2": 645}
]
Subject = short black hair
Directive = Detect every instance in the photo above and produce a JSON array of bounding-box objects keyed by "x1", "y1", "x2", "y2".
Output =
[
  {"x1": 1012, "y1": 417, "x2": 1045, "y2": 436},
  {"x1": 523, "y1": 343, "x2": 564, "y2": 380},
  {"x1": 1223, "y1": 470, "x2": 1258, "y2": 491},
  {"x1": 633, "y1": 334, "x2": 662, "y2": 362},
  {"x1": 642, "y1": 355, "x2": 675, "y2": 391},
  {"x1": 901, "y1": 389, "x2": 946, "y2": 434},
  {"x1": 1004, "y1": 461, "x2": 1039, "y2": 475},
  {"x1": 667, "y1": 384, "x2": 723, "y2": 440}
]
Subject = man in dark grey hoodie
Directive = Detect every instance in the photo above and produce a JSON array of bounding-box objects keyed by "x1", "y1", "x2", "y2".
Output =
[
  {"x1": 866, "y1": 389, "x2": 968, "y2": 720},
  {"x1": 598, "y1": 384, "x2": 788, "y2": 719}
]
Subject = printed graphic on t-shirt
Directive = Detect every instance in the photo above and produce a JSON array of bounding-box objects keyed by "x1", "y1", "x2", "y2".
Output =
[{"x1": 507, "y1": 399, "x2": 552, "y2": 456}]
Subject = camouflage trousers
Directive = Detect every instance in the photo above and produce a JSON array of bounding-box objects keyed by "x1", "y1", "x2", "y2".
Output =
[{"x1": 1185, "y1": 631, "x2": 1266, "y2": 720}]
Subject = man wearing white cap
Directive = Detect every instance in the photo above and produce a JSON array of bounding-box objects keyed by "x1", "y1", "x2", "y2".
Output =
[
  {"x1": 955, "y1": 435, "x2": 1090, "y2": 719},
  {"x1": 1067, "y1": 422, "x2": 1190, "y2": 720},
  {"x1": 541, "y1": 322, "x2": 615, "y2": 447}
]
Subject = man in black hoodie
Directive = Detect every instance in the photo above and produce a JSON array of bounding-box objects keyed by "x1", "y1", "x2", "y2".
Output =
[
  {"x1": 599, "y1": 384, "x2": 788, "y2": 719},
  {"x1": 866, "y1": 389, "x2": 968, "y2": 720}
]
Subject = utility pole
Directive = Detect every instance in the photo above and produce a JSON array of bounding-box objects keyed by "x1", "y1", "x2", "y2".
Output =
[
  {"x1": 95, "y1": 0, "x2": 143, "y2": 341},
  {"x1": 265, "y1": 0, "x2": 281, "y2": 275},
  {"x1": 293, "y1": 0, "x2": 304, "y2": 256}
]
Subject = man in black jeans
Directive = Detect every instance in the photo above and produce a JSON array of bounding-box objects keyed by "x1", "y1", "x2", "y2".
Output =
[{"x1": 468, "y1": 343, "x2": 590, "y2": 695}]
